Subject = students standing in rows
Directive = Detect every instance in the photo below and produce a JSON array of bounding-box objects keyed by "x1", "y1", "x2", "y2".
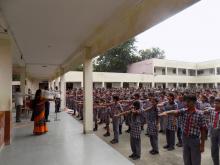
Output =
[
  {"x1": 204, "y1": 97, "x2": 220, "y2": 165},
  {"x1": 145, "y1": 97, "x2": 160, "y2": 155},
  {"x1": 175, "y1": 93, "x2": 186, "y2": 147},
  {"x1": 110, "y1": 95, "x2": 123, "y2": 144},
  {"x1": 159, "y1": 94, "x2": 207, "y2": 165},
  {"x1": 159, "y1": 93, "x2": 178, "y2": 151}
]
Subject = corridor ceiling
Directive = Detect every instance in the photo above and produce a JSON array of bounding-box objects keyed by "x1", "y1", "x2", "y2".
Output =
[{"x1": 0, "y1": 0, "x2": 200, "y2": 80}]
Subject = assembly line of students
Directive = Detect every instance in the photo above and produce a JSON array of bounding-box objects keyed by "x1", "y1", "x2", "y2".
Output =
[{"x1": 66, "y1": 87, "x2": 220, "y2": 165}]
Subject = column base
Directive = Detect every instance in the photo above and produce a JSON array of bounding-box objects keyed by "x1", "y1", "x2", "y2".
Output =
[
  {"x1": 0, "y1": 111, "x2": 12, "y2": 150},
  {"x1": 83, "y1": 130, "x2": 94, "y2": 134}
]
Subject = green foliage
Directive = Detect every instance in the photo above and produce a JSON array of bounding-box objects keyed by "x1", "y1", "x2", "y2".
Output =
[
  {"x1": 75, "y1": 64, "x2": 83, "y2": 71},
  {"x1": 94, "y1": 38, "x2": 140, "y2": 73},
  {"x1": 139, "y1": 47, "x2": 165, "y2": 60},
  {"x1": 74, "y1": 38, "x2": 165, "y2": 73}
]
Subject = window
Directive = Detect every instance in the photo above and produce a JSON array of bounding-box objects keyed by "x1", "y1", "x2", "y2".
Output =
[
  {"x1": 189, "y1": 69, "x2": 196, "y2": 76},
  {"x1": 182, "y1": 69, "x2": 186, "y2": 75},
  {"x1": 172, "y1": 69, "x2": 176, "y2": 74},
  {"x1": 209, "y1": 68, "x2": 214, "y2": 74},
  {"x1": 217, "y1": 68, "x2": 220, "y2": 75},
  {"x1": 162, "y1": 68, "x2": 165, "y2": 75},
  {"x1": 197, "y1": 70, "x2": 204, "y2": 75}
]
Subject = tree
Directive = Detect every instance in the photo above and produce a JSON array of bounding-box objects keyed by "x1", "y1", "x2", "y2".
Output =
[
  {"x1": 139, "y1": 47, "x2": 165, "y2": 60},
  {"x1": 94, "y1": 38, "x2": 140, "y2": 73}
]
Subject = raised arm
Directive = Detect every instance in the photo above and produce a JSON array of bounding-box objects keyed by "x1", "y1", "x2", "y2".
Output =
[{"x1": 159, "y1": 110, "x2": 179, "y2": 116}]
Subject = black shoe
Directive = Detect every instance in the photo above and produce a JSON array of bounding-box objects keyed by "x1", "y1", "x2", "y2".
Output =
[
  {"x1": 93, "y1": 127, "x2": 97, "y2": 131},
  {"x1": 46, "y1": 120, "x2": 50, "y2": 122},
  {"x1": 16, "y1": 120, "x2": 21, "y2": 123},
  {"x1": 80, "y1": 118, "x2": 83, "y2": 120},
  {"x1": 126, "y1": 129, "x2": 130, "y2": 133},
  {"x1": 150, "y1": 150, "x2": 159, "y2": 155},
  {"x1": 149, "y1": 149, "x2": 154, "y2": 154},
  {"x1": 167, "y1": 147, "x2": 175, "y2": 151},
  {"x1": 132, "y1": 155, "x2": 140, "y2": 160},
  {"x1": 103, "y1": 132, "x2": 110, "y2": 137},
  {"x1": 110, "y1": 139, "x2": 118, "y2": 144},
  {"x1": 129, "y1": 154, "x2": 135, "y2": 158},
  {"x1": 176, "y1": 143, "x2": 182, "y2": 147},
  {"x1": 163, "y1": 145, "x2": 169, "y2": 149},
  {"x1": 119, "y1": 131, "x2": 122, "y2": 135},
  {"x1": 145, "y1": 133, "x2": 149, "y2": 137},
  {"x1": 159, "y1": 130, "x2": 163, "y2": 133}
]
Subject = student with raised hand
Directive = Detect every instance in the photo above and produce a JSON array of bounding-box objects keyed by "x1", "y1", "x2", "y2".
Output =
[
  {"x1": 145, "y1": 97, "x2": 160, "y2": 155},
  {"x1": 158, "y1": 93, "x2": 178, "y2": 151},
  {"x1": 203, "y1": 97, "x2": 220, "y2": 165},
  {"x1": 159, "y1": 94, "x2": 207, "y2": 165},
  {"x1": 110, "y1": 95, "x2": 123, "y2": 144}
]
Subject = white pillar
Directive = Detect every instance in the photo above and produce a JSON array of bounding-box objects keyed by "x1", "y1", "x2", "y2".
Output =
[
  {"x1": 83, "y1": 47, "x2": 93, "y2": 134},
  {"x1": 0, "y1": 38, "x2": 12, "y2": 145},
  {"x1": 60, "y1": 74, "x2": 66, "y2": 110},
  {"x1": 102, "y1": 82, "x2": 105, "y2": 88},
  {"x1": 20, "y1": 67, "x2": 26, "y2": 95},
  {"x1": 136, "y1": 82, "x2": 139, "y2": 89},
  {"x1": 120, "y1": 82, "x2": 123, "y2": 88}
]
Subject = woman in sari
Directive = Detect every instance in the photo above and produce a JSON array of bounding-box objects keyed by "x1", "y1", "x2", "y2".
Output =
[{"x1": 32, "y1": 89, "x2": 51, "y2": 135}]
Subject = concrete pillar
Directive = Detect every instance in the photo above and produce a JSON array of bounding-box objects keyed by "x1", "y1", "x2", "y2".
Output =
[
  {"x1": 215, "y1": 82, "x2": 218, "y2": 89},
  {"x1": 83, "y1": 47, "x2": 93, "y2": 134},
  {"x1": 20, "y1": 67, "x2": 26, "y2": 95},
  {"x1": 152, "y1": 82, "x2": 155, "y2": 88},
  {"x1": 136, "y1": 82, "x2": 139, "y2": 89},
  {"x1": 60, "y1": 74, "x2": 66, "y2": 110},
  {"x1": 120, "y1": 82, "x2": 123, "y2": 88},
  {"x1": 102, "y1": 82, "x2": 105, "y2": 88},
  {"x1": 165, "y1": 67, "x2": 168, "y2": 75},
  {"x1": 186, "y1": 69, "x2": 189, "y2": 76},
  {"x1": 0, "y1": 39, "x2": 12, "y2": 146}
]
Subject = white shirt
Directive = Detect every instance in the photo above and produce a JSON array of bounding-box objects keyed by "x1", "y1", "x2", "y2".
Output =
[
  {"x1": 55, "y1": 90, "x2": 61, "y2": 99},
  {"x1": 15, "y1": 92, "x2": 23, "y2": 106}
]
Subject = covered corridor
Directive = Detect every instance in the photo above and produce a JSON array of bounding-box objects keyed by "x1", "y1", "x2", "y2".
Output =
[
  {"x1": 0, "y1": 0, "x2": 201, "y2": 164},
  {"x1": 0, "y1": 109, "x2": 133, "y2": 165}
]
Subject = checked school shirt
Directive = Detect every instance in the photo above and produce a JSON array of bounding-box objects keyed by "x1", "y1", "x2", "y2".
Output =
[
  {"x1": 206, "y1": 108, "x2": 220, "y2": 129},
  {"x1": 179, "y1": 108, "x2": 207, "y2": 137},
  {"x1": 164, "y1": 102, "x2": 178, "y2": 131},
  {"x1": 130, "y1": 108, "x2": 142, "y2": 139},
  {"x1": 146, "y1": 106, "x2": 159, "y2": 136}
]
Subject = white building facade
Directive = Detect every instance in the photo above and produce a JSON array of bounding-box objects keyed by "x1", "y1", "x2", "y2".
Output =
[{"x1": 64, "y1": 59, "x2": 220, "y2": 89}]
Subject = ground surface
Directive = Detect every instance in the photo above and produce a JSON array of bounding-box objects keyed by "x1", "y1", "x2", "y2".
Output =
[{"x1": 0, "y1": 105, "x2": 133, "y2": 165}]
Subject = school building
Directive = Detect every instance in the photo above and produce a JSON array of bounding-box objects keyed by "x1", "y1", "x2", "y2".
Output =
[
  {"x1": 0, "y1": 1, "x2": 203, "y2": 165},
  {"x1": 62, "y1": 58, "x2": 220, "y2": 90}
]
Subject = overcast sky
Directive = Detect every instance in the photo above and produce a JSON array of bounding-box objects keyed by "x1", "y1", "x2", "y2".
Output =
[{"x1": 135, "y1": 0, "x2": 220, "y2": 62}]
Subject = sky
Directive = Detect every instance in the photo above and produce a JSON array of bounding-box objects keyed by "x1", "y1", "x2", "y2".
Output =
[{"x1": 135, "y1": 0, "x2": 220, "y2": 62}]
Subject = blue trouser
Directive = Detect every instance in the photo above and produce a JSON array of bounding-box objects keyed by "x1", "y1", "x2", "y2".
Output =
[
  {"x1": 177, "y1": 127, "x2": 183, "y2": 144},
  {"x1": 130, "y1": 136, "x2": 141, "y2": 157},
  {"x1": 166, "y1": 129, "x2": 175, "y2": 148},
  {"x1": 210, "y1": 128, "x2": 220, "y2": 165},
  {"x1": 182, "y1": 135, "x2": 201, "y2": 165},
  {"x1": 150, "y1": 135, "x2": 159, "y2": 152},
  {"x1": 112, "y1": 118, "x2": 119, "y2": 141}
]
